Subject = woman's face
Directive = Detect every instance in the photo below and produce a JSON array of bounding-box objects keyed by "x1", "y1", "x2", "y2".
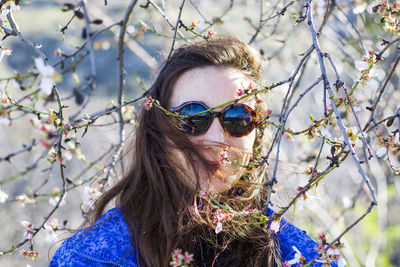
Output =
[{"x1": 169, "y1": 66, "x2": 257, "y2": 192}]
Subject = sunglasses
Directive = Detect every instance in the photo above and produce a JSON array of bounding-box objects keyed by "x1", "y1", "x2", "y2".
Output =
[{"x1": 170, "y1": 101, "x2": 261, "y2": 137}]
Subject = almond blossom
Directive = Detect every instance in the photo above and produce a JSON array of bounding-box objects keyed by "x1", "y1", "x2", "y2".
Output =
[
  {"x1": 213, "y1": 208, "x2": 234, "y2": 234},
  {"x1": 16, "y1": 194, "x2": 35, "y2": 207},
  {"x1": 285, "y1": 246, "x2": 306, "y2": 266},
  {"x1": 269, "y1": 217, "x2": 281, "y2": 233},
  {"x1": 48, "y1": 188, "x2": 66, "y2": 207},
  {"x1": 0, "y1": 47, "x2": 12, "y2": 62},
  {"x1": 34, "y1": 58, "x2": 60, "y2": 96},
  {"x1": 21, "y1": 221, "x2": 35, "y2": 240},
  {"x1": 218, "y1": 148, "x2": 229, "y2": 166},
  {"x1": 375, "y1": 146, "x2": 387, "y2": 158},
  {"x1": 326, "y1": 248, "x2": 346, "y2": 267},
  {"x1": 316, "y1": 247, "x2": 347, "y2": 267},
  {"x1": 144, "y1": 96, "x2": 154, "y2": 110},
  {"x1": 83, "y1": 186, "x2": 102, "y2": 204},
  {"x1": 169, "y1": 248, "x2": 194, "y2": 267},
  {"x1": 191, "y1": 20, "x2": 200, "y2": 28},
  {"x1": 44, "y1": 218, "x2": 59, "y2": 243},
  {"x1": 296, "y1": 188, "x2": 317, "y2": 210},
  {"x1": 21, "y1": 250, "x2": 39, "y2": 261}
]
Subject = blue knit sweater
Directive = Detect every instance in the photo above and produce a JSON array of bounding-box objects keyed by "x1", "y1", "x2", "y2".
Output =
[{"x1": 50, "y1": 207, "x2": 339, "y2": 266}]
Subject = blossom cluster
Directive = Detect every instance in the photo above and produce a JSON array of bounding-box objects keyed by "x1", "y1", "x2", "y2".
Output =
[
  {"x1": 44, "y1": 218, "x2": 59, "y2": 243},
  {"x1": 21, "y1": 221, "x2": 35, "y2": 240},
  {"x1": 315, "y1": 234, "x2": 346, "y2": 267},
  {"x1": 169, "y1": 248, "x2": 194, "y2": 267},
  {"x1": 236, "y1": 81, "x2": 256, "y2": 98},
  {"x1": 375, "y1": 132, "x2": 400, "y2": 157},
  {"x1": 371, "y1": 0, "x2": 400, "y2": 33},
  {"x1": 213, "y1": 208, "x2": 234, "y2": 234},
  {"x1": 295, "y1": 187, "x2": 316, "y2": 210},
  {"x1": 305, "y1": 166, "x2": 321, "y2": 180},
  {"x1": 218, "y1": 149, "x2": 229, "y2": 166},
  {"x1": 20, "y1": 250, "x2": 39, "y2": 261}
]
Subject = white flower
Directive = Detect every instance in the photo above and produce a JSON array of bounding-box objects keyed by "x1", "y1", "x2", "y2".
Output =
[
  {"x1": 296, "y1": 193, "x2": 315, "y2": 210},
  {"x1": 327, "y1": 247, "x2": 339, "y2": 255},
  {"x1": 16, "y1": 194, "x2": 35, "y2": 207},
  {"x1": 215, "y1": 221, "x2": 222, "y2": 234},
  {"x1": 0, "y1": 188, "x2": 8, "y2": 203},
  {"x1": 369, "y1": 67, "x2": 385, "y2": 80},
  {"x1": 48, "y1": 188, "x2": 66, "y2": 207},
  {"x1": 325, "y1": 248, "x2": 347, "y2": 267},
  {"x1": 44, "y1": 224, "x2": 58, "y2": 243},
  {"x1": 354, "y1": 138, "x2": 363, "y2": 148},
  {"x1": 23, "y1": 229, "x2": 33, "y2": 240},
  {"x1": 319, "y1": 127, "x2": 332, "y2": 138},
  {"x1": 21, "y1": 221, "x2": 34, "y2": 240},
  {"x1": 48, "y1": 195, "x2": 66, "y2": 207},
  {"x1": 0, "y1": 47, "x2": 12, "y2": 62},
  {"x1": 21, "y1": 221, "x2": 33, "y2": 228},
  {"x1": 376, "y1": 146, "x2": 387, "y2": 158},
  {"x1": 269, "y1": 218, "x2": 280, "y2": 233},
  {"x1": 286, "y1": 246, "x2": 305, "y2": 265},
  {"x1": 34, "y1": 58, "x2": 59, "y2": 96},
  {"x1": 354, "y1": 60, "x2": 369, "y2": 71},
  {"x1": 83, "y1": 186, "x2": 102, "y2": 203}
]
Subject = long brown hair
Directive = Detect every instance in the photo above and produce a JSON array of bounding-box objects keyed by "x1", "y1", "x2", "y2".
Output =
[{"x1": 89, "y1": 37, "x2": 282, "y2": 267}]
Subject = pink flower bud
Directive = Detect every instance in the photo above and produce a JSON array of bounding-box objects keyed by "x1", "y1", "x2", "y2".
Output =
[{"x1": 145, "y1": 96, "x2": 154, "y2": 110}]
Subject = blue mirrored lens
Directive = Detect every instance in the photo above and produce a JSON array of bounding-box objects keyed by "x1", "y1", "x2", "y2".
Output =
[
  {"x1": 179, "y1": 103, "x2": 210, "y2": 135},
  {"x1": 223, "y1": 106, "x2": 253, "y2": 137}
]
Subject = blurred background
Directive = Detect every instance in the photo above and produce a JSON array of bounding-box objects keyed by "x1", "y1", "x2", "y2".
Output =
[{"x1": 0, "y1": 0, "x2": 399, "y2": 266}]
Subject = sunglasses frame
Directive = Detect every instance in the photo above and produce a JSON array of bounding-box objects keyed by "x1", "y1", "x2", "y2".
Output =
[{"x1": 170, "y1": 101, "x2": 261, "y2": 138}]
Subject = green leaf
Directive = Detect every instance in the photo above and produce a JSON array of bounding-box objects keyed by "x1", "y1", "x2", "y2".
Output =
[
  {"x1": 137, "y1": 19, "x2": 149, "y2": 28},
  {"x1": 72, "y1": 71, "x2": 80, "y2": 84}
]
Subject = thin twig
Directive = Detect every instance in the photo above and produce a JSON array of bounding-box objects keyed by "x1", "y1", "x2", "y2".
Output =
[
  {"x1": 148, "y1": 0, "x2": 185, "y2": 39},
  {"x1": 363, "y1": 53, "x2": 400, "y2": 131},
  {"x1": 104, "y1": 0, "x2": 139, "y2": 182},
  {"x1": 264, "y1": 76, "x2": 323, "y2": 211},
  {"x1": 6, "y1": 7, "x2": 47, "y2": 60},
  {"x1": 0, "y1": 139, "x2": 37, "y2": 162},
  {"x1": 167, "y1": 0, "x2": 186, "y2": 61}
]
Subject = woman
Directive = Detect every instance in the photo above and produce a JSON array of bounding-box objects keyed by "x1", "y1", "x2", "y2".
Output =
[{"x1": 50, "y1": 37, "x2": 339, "y2": 267}]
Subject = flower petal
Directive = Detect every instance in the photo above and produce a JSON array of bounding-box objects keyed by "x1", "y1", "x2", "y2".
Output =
[
  {"x1": 354, "y1": 60, "x2": 369, "y2": 71},
  {"x1": 40, "y1": 77, "x2": 54, "y2": 95},
  {"x1": 215, "y1": 222, "x2": 222, "y2": 234},
  {"x1": 35, "y1": 58, "x2": 46, "y2": 74}
]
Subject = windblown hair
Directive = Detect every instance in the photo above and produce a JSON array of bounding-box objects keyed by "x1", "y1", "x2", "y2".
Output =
[{"x1": 89, "y1": 37, "x2": 281, "y2": 267}]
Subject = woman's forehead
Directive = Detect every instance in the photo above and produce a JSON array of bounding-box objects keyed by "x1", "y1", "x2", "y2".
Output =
[{"x1": 169, "y1": 66, "x2": 255, "y2": 109}]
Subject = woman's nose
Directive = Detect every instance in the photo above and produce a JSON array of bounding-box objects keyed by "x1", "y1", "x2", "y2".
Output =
[{"x1": 203, "y1": 117, "x2": 227, "y2": 144}]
